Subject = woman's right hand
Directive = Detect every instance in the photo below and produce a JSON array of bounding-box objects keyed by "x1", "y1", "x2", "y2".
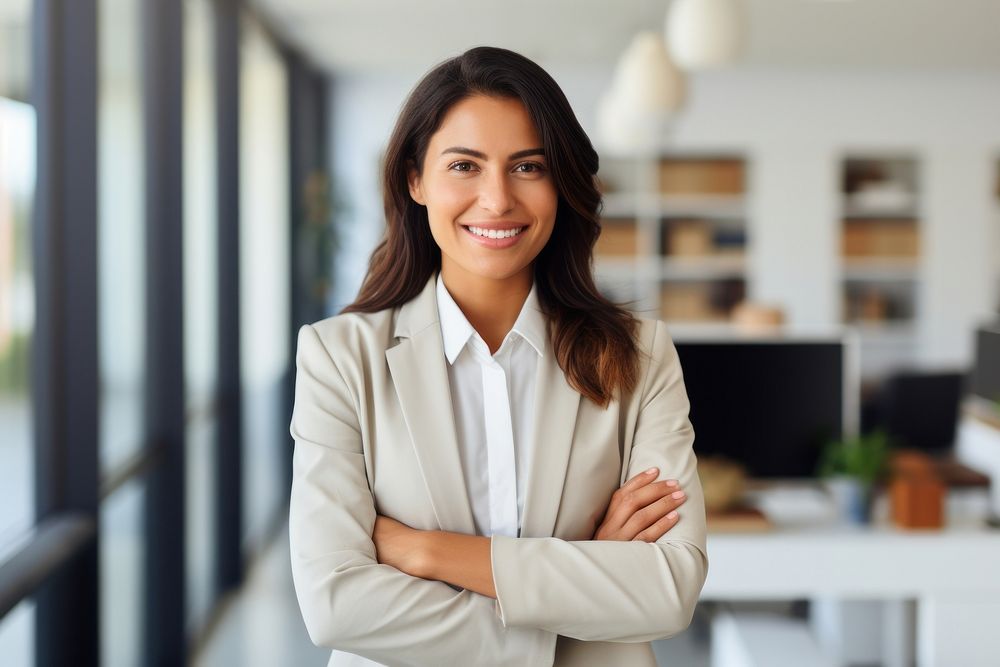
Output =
[{"x1": 593, "y1": 467, "x2": 686, "y2": 542}]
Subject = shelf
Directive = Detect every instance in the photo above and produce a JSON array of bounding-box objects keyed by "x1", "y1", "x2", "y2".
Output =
[
  {"x1": 842, "y1": 257, "x2": 920, "y2": 281},
  {"x1": 594, "y1": 257, "x2": 649, "y2": 279},
  {"x1": 601, "y1": 192, "x2": 746, "y2": 219},
  {"x1": 850, "y1": 321, "x2": 917, "y2": 342},
  {"x1": 596, "y1": 153, "x2": 751, "y2": 329},
  {"x1": 840, "y1": 155, "x2": 921, "y2": 358},
  {"x1": 842, "y1": 204, "x2": 920, "y2": 220}
]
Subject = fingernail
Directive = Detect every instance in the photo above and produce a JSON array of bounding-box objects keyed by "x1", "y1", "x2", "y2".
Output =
[
  {"x1": 646, "y1": 467, "x2": 658, "y2": 475},
  {"x1": 672, "y1": 490, "x2": 685, "y2": 499},
  {"x1": 666, "y1": 479, "x2": 678, "y2": 487},
  {"x1": 667, "y1": 511, "x2": 678, "y2": 519}
]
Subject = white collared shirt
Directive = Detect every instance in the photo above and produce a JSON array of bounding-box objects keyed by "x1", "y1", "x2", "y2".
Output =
[{"x1": 436, "y1": 272, "x2": 546, "y2": 538}]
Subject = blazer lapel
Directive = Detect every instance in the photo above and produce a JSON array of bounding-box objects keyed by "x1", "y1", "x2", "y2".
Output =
[
  {"x1": 385, "y1": 273, "x2": 478, "y2": 535},
  {"x1": 519, "y1": 331, "x2": 581, "y2": 538},
  {"x1": 385, "y1": 270, "x2": 582, "y2": 540}
]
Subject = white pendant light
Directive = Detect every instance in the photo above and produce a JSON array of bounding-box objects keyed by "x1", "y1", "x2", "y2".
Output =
[
  {"x1": 666, "y1": 0, "x2": 743, "y2": 69},
  {"x1": 597, "y1": 31, "x2": 686, "y2": 154}
]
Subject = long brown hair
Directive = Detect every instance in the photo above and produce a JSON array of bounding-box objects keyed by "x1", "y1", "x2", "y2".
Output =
[{"x1": 341, "y1": 46, "x2": 643, "y2": 408}]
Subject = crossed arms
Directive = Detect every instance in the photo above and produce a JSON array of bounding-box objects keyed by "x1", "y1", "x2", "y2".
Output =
[{"x1": 288, "y1": 320, "x2": 709, "y2": 664}]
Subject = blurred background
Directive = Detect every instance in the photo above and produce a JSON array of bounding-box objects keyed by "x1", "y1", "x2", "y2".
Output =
[{"x1": 1, "y1": 0, "x2": 999, "y2": 665}]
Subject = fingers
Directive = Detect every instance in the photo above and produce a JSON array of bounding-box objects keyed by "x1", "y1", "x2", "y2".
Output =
[
  {"x1": 599, "y1": 470, "x2": 662, "y2": 533},
  {"x1": 621, "y1": 467, "x2": 661, "y2": 494},
  {"x1": 621, "y1": 490, "x2": 686, "y2": 539},
  {"x1": 631, "y1": 508, "x2": 681, "y2": 542},
  {"x1": 605, "y1": 478, "x2": 682, "y2": 531}
]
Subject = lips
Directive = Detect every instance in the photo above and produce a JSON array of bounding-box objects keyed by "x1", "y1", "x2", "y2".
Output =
[{"x1": 459, "y1": 222, "x2": 529, "y2": 231}]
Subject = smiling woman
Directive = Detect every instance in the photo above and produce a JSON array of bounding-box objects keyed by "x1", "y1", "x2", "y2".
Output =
[
  {"x1": 347, "y1": 47, "x2": 641, "y2": 402},
  {"x1": 288, "y1": 45, "x2": 708, "y2": 667},
  {"x1": 405, "y1": 94, "x2": 558, "y2": 349}
]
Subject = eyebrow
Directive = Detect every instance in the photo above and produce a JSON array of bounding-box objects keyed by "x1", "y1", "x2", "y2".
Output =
[{"x1": 440, "y1": 146, "x2": 545, "y2": 160}]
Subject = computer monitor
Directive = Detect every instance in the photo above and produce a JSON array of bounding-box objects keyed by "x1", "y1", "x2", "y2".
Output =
[
  {"x1": 878, "y1": 370, "x2": 967, "y2": 453},
  {"x1": 971, "y1": 321, "x2": 1000, "y2": 404},
  {"x1": 672, "y1": 332, "x2": 857, "y2": 479}
]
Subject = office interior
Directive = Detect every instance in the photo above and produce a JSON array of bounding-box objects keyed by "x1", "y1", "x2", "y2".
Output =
[{"x1": 1, "y1": 0, "x2": 999, "y2": 665}]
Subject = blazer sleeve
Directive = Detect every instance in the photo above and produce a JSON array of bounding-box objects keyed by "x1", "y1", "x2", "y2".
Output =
[
  {"x1": 289, "y1": 323, "x2": 557, "y2": 665},
  {"x1": 489, "y1": 319, "x2": 709, "y2": 643}
]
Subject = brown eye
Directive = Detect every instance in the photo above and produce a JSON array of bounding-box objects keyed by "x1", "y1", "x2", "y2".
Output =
[
  {"x1": 514, "y1": 162, "x2": 545, "y2": 173},
  {"x1": 448, "y1": 161, "x2": 476, "y2": 172}
]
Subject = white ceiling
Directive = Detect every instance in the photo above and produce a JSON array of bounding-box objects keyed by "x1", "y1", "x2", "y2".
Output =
[{"x1": 251, "y1": 0, "x2": 1000, "y2": 75}]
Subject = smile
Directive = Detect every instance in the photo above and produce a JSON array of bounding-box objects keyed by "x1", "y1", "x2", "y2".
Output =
[{"x1": 461, "y1": 224, "x2": 528, "y2": 249}]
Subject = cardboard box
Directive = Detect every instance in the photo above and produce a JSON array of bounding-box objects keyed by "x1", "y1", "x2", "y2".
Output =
[{"x1": 659, "y1": 159, "x2": 744, "y2": 195}]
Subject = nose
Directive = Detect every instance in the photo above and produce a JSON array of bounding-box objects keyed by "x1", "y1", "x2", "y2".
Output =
[{"x1": 477, "y1": 169, "x2": 515, "y2": 216}]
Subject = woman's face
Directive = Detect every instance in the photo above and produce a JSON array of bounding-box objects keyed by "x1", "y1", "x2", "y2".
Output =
[{"x1": 407, "y1": 94, "x2": 558, "y2": 285}]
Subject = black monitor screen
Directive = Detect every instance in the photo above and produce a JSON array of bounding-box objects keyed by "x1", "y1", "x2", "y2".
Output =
[
  {"x1": 972, "y1": 323, "x2": 1000, "y2": 404},
  {"x1": 673, "y1": 340, "x2": 845, "y2": 478}
]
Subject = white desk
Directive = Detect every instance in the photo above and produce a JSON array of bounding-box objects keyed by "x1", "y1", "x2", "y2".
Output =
[{"x1": 699, "y1": 483, "x2": 1000, "y2": 666}]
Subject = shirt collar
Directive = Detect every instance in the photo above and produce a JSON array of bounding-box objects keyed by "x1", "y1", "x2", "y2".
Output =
[{"x1": 436, "y1": 272, "x2": 547, "y2": 365}]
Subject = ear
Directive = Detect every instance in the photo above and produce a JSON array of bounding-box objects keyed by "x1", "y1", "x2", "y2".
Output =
[{"x1": 406, "y1": 161, "x2": 425, "y2": 206}]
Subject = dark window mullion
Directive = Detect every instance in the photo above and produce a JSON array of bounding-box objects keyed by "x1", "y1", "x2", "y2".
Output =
[
  {"x1": 213, "y1": 0, "x2": 244, "y2": 596},
  {"x1": 141, "y1": 0, "x2": 186, "y2": 663},
  {"x1": 31, "y1": 0, "x2": 100, "y2": 665}
]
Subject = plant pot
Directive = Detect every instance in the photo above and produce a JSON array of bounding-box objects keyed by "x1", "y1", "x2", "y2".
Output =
[{"x1": 823, "y1": 475, "x2": 875, "y2": 525}]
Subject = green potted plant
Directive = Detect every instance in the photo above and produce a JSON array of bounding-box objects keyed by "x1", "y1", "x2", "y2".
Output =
[{"x1": 817, "y1": 429, "x2": 893, "y2": 525}]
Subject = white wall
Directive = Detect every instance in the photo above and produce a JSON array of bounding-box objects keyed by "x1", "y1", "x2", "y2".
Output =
[{"x1": 327, "y1": 64, "x2": 1000, "y2": 371}]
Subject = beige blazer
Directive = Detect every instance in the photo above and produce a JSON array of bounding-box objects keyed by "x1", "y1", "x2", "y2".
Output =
[{"x1": 288, "y1": 271, "x2": 708, "y2": 667}]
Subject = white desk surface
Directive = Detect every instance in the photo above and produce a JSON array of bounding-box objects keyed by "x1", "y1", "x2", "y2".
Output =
[{"x1": 701, "y1": 482, "x2": 1000, "y2": 599}]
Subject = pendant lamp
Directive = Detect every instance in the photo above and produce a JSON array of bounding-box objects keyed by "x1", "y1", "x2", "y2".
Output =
[
  {"x1": 597, "y1": 31, "x2": 686, "y2": 154},
  {"x1": 665, "y1": 0, "x2": 743, "y2": 69}
]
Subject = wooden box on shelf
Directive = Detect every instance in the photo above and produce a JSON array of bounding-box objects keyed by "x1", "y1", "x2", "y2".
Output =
[
  {"x1": 664, "y1": 220, "x2": 715, "y2": 256},
  {"x1": 660, "y1": 283, "x2": 726, "y2": 321},
  {"x1": 659, "y1": 158, "x2": 744, "y2": 195},
  {"x1": 842, "y1": 219, "x2": 920, "y2": 257},
  {"x1": 595, "y1": 218, "x2": 638, "y2": 257}
]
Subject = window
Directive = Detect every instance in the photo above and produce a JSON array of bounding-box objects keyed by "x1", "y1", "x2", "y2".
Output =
[
  {"x1": 0, "y1": 0, "x2": 36, "y2": 662},
  {"x1": 183, "y1": 0, "x2": 220, "y2": 632},
  {"x1": 239, "y1": 13, "x2": 291, "y2": 554},
  {"x1": 98, "y1": 0, "x2": 147, "y2": 474}
]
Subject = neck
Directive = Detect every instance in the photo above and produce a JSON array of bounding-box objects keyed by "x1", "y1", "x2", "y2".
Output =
[{"x1": 440, "y1": 262, "x2": 533, "y2": 355}]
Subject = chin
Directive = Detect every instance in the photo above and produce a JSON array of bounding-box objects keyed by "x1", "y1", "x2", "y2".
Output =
[{"x1": 458, "y1": 258, "x2": 532, "y2": 282}]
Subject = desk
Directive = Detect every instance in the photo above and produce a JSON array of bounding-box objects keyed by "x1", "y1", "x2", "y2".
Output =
[{"x1": 699, "y1": 484, "x2": 1000, "y2": 666}]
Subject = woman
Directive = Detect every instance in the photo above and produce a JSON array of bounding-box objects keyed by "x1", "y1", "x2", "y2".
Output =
[{"x1": 289, "y1": 46, "x2": 708, "y2": 667}]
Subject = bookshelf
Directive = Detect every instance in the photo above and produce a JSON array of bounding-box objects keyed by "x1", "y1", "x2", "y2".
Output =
[
  {"x1": 837, "y1": 154, "x2": 922, "y2": 382},
  {"x1": 594, "y1": 152, "x2": 750, "y2": 323},
  {"x1": 838, "y1": 154, "x2": 921, "y2": 337}
]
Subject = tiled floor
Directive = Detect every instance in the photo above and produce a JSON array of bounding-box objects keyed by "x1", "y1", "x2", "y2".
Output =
[
  {"x1": 191, "y1": 527, "x2": 329, "y2": 667},
  {"x1": 192, "y1": 524, "x2": 712, "y2": 667}
]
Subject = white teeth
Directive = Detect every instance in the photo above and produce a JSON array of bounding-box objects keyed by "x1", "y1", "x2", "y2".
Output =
[{"x1": 467, "y1": 226, "x2": 525, "y2": 239}]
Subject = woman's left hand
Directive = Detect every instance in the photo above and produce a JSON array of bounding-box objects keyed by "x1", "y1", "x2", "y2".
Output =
[{"x1": 372, "y1": 514, "x2": 429, "y2": 577}]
